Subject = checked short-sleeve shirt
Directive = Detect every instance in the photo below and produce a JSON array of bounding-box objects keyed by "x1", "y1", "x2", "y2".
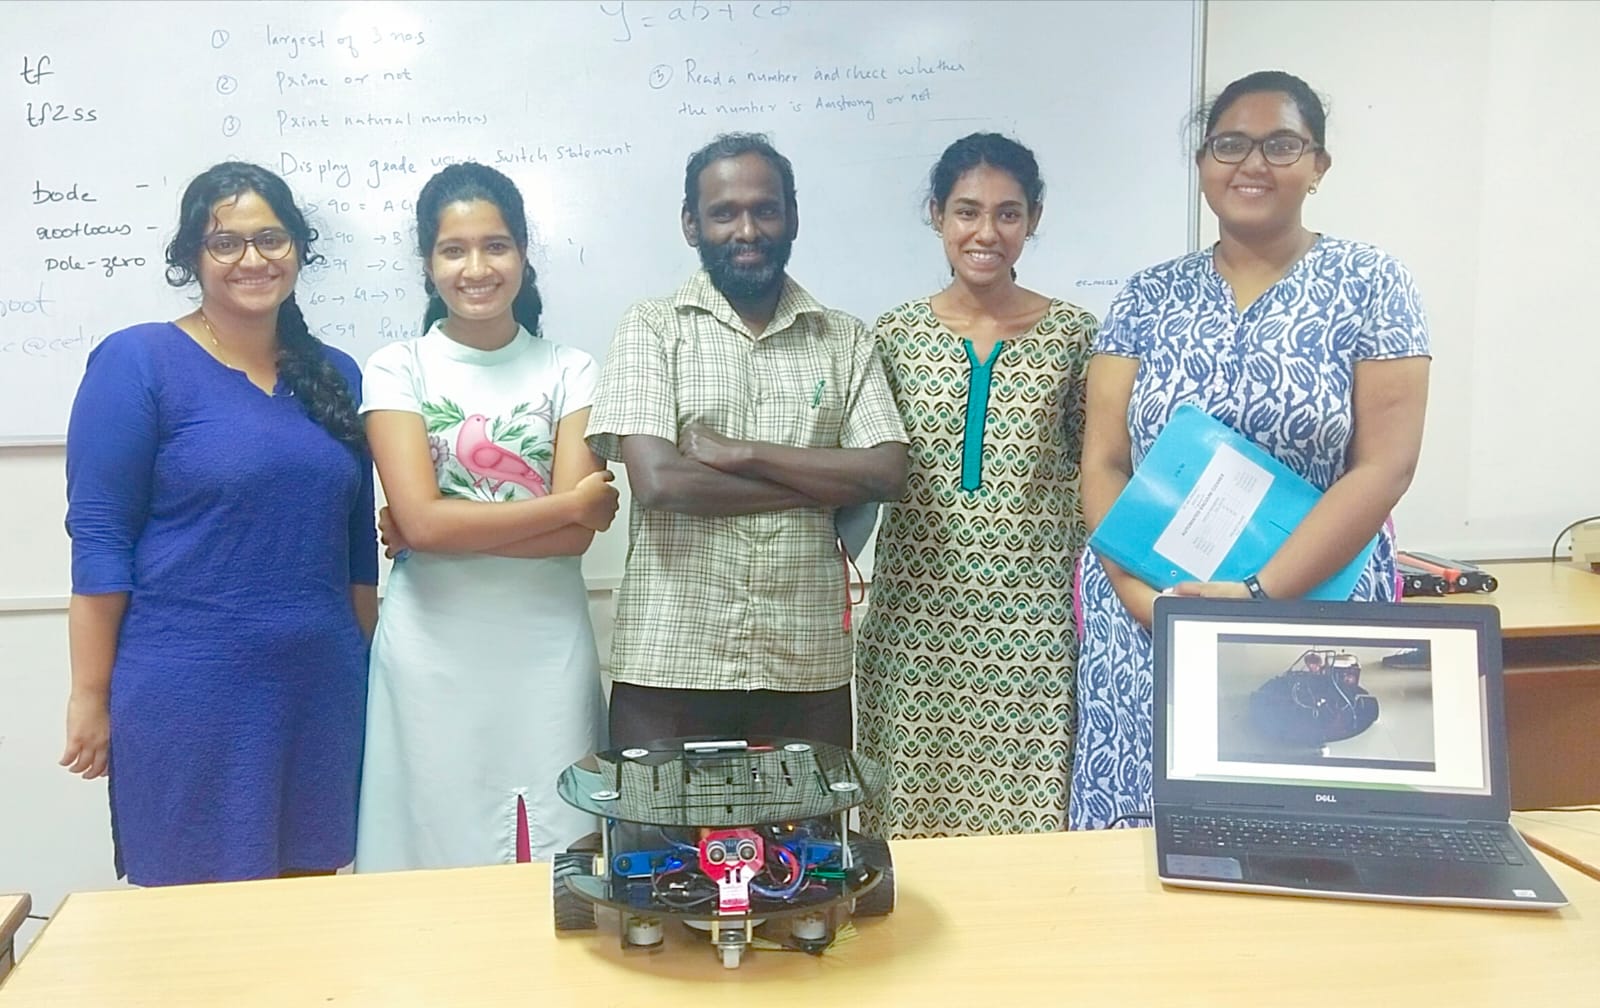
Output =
[{"x1": 587, "y1": 270, "x2": 908, "y2": 692}]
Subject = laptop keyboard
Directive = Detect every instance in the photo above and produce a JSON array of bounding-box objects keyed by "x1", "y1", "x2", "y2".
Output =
[{"x1": 1167, "y1": 814, "x2": 1526, "y2": 865}]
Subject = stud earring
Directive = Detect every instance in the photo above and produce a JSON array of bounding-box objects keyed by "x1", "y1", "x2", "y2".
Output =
[{"x1": 1309, "y1": 182, "x2": 1321, "y2": 194}]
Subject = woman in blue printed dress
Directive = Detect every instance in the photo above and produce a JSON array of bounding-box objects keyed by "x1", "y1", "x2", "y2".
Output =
[{"x1": 1070, "y1": 71, "x2": 1432, "y2": 829}]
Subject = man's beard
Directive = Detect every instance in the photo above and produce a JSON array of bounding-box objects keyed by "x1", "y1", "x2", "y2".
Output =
[{"x1": 698, "y1": 235, "x2": 793, "y2": 303}]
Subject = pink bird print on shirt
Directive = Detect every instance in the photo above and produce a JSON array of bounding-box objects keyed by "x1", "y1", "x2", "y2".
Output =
[{"x1": 455, "y1": 414, "x2": 548, "y2": 497}]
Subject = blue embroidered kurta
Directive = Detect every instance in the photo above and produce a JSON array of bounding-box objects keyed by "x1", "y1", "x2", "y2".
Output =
[{"x1": 66, "y1": 322, "x2": 377, "y2": 884}]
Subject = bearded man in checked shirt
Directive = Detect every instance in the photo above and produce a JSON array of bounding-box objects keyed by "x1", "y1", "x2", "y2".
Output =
[{"x1": 587, "y1": 132, "x2": 909, "y2": 749}]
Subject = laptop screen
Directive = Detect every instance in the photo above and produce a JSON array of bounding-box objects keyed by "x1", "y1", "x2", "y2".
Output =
[{"x1": 1160, "y1": 603, "x2": 1495, "y2": 801}]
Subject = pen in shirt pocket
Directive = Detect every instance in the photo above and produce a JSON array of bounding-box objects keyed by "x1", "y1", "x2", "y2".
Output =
[{"x1": 811, "y1": 378, "x2": 826, "y2": 407}]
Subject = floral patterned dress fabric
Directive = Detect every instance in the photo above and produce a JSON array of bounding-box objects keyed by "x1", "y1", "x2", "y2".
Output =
[
  {"x1": 1070, "y1": 237, "x2": 1432, "y2": 830},
  {"x1": 354, "y1": 324, "x2": 606, "y2": 870},
  {"x1": 857, "y1": 298, "x2": 1096, "y2": 837}
]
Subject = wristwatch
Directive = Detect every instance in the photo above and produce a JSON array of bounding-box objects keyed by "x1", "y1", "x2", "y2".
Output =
[{"x1": 1243, "y1": 574, "x2": 1269, "y2": 600}]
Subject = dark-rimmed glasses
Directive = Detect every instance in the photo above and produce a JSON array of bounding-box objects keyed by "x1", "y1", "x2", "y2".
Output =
[
  {"x1": 202, "y1": 229, "x2": 295, "y2": 264},
  {"x1": 1203, "y1": 132, "x2": 1321, "y2": 166}
]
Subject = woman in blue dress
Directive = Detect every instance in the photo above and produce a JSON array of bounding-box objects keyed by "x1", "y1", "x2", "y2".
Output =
[
  {"x1": 1070, "y1": 71, "x2": 1432, "y2": 829},
  {"x1": 62, "y1": 163, "x2": 378, "y2": 884}
]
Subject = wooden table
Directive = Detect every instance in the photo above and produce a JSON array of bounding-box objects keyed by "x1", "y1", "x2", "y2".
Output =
[
  {"x1": 1421, "y1": 559, "x2": 1600, "y2": 637},
  {"x1": 0, "y1": 895, "x2": 28, "y2": 985},
  {"x1": 1515, "y1": 808, "x2": 1600, "y2": 881},
  {"x1": 1, "y1": 831, "x2": 1596, "y2": 1006},
  {"x1": 1408, "y1": 561, "x2": 1600, "y2": 807}
]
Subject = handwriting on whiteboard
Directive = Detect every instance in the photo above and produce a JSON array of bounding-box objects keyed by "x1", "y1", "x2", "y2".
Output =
[{"x1": 600, "y1": 1, "x2": 794, "y2": 44}]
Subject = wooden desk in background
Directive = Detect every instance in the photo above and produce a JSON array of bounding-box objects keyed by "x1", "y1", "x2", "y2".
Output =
[
  {"x1": 1515, "y1": 808, "x2": 1600, "y2": 881},
  {"x1": 1408, "y1": 560, "x2": 1600, "y2": 808},
  {"x1": 0, "y1": 894, "x2": 28, "y2": 985},
  {"x1": 0, "y1": 832, "x2": 1596, "y2": 1007}
]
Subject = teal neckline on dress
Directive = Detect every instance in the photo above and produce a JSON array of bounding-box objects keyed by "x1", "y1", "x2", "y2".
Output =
[{"x1": 961, "y1": 339, "x2": 1004, "y2": 492}]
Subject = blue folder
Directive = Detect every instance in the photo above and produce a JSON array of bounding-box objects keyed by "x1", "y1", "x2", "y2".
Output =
[{"x1": 1087, "y1": 404, "x2": 1375, "y2": 600}]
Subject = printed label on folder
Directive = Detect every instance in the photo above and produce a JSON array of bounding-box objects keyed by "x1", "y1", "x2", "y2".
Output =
[{"x1": 1152, "y1": 444, "x2": 1273, "y2": 580}]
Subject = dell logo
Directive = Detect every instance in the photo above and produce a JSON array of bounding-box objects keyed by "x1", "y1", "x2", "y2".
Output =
[{"x1": 1314, "y1": 793, "x2": 1338, "y2": 803}]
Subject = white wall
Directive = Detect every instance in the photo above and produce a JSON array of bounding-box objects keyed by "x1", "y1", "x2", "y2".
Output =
[
  {"x1": 5, "y1": 0, "x2": 1597, "y2": 948},
  {"x1": 1205, "y1": 0, "x2": 1600, "y2": 557}
]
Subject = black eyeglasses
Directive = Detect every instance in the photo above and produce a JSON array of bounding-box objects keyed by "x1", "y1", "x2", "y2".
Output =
[
  {"x1": 202, "y1": 229, "x2": 295, "y2": 264},
  {"x1": 1203, "y1": 132, "x2": 1321, "y2": 166}
]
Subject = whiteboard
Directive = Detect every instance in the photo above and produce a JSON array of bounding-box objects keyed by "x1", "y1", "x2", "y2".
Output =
[{"x1": 2, "y1": 0, "x2": 1200, "y2": 579}]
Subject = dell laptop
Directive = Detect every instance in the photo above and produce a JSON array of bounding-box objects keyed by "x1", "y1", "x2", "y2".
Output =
[{"x1": 1151, "y1": 595, "x2": 1567, "y2": 910}]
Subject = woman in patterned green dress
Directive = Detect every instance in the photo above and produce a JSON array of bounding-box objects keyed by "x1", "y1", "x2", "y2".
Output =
[{"x1": 856, "y1": 134, "x2": 1097, "y2": 837}]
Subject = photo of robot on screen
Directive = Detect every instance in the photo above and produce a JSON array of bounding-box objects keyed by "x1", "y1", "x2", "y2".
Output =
[{"x1": 1214, "y1": 635, "x2": 1437, "y2": 772}]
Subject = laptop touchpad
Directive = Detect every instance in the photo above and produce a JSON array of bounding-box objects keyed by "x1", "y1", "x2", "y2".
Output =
[{"x1": 1247, "y1": 854, "x2": 1361, "y2": 889}]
